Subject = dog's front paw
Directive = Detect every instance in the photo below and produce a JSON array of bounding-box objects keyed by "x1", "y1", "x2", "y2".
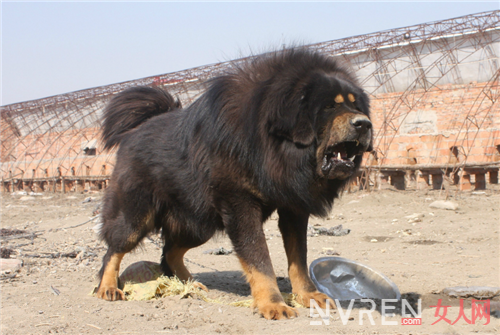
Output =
[
  {"x1": 296, "y1": 291, "x2": 335, "y2": 309},
  {"x1": 255, "y1": 301, "x2": 298, "y2": 320}
]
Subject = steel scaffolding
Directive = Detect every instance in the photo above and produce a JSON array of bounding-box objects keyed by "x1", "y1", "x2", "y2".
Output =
[{"x1": 1, "y1": 10, "x2": 499, "y2": 192}]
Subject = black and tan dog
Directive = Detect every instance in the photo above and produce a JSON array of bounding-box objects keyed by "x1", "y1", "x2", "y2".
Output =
[{"x1": 96, "y1": 48, "x2": 372, "y2": 320}]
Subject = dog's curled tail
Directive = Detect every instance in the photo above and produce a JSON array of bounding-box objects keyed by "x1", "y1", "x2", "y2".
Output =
[{"x1": 101, "y1": 86, "x2": 181, "y2": 150}]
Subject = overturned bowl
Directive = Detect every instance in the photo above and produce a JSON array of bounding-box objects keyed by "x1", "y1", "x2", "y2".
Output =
[{"x1": 310, "y1": 257, "x2": 401, "y2": 300}]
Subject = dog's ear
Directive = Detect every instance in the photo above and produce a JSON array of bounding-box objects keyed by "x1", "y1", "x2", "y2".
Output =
[
  {"x1": 268, "y1": 105, "x2": 315, "y2": 147},
  {"x1": 290, "y1": 81, "x2": 318, "y2": 147},
  {"x1": 268, "y1": 83, "x2": 316, "y2": 147},
  {"x1": 291, "y1": 109, "x2": 315, "y2": 147}
]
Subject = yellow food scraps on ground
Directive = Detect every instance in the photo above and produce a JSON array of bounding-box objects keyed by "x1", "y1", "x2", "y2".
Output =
[
  {"x1": 122, "y1": 275, "x2": 303, "y2": 308},
  {"x1": 91, "y1": 261, "x2": 303, "y2": 308}
]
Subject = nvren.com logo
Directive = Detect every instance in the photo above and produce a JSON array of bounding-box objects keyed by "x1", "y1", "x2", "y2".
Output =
[{"x1": 310, "y1": 299, "x2": 491, "y2": 326}]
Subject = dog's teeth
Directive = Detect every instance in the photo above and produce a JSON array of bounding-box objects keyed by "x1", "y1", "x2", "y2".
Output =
[
  {"x1": 348, "y1": 156, "x2": 355, "y2": 162},
  {"x1": 337, "y1": 152, "x2": 341, "y2": 160}
]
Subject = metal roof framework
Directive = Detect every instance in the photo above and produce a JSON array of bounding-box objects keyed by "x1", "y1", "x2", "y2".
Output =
[{"x1": 1, "y1": 10, "x2": 499, "y2": 186}]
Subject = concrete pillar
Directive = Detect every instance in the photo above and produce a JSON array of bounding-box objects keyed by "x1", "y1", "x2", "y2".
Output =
[
  {"x1": 90, "y1": 181, "x2": 99, "y2": 191},
  {"x1": 405, "y1": 171, "x2": 416, "y2": 190},
  {"x1": 76, "y1": 180, "x2": 85, "y2": 192},
  {"x1": 64, "y1": 180, "x2": 74, "y2": 193},
  {"x1": 417, "y1": 171, "x2": 430, "y2": 190},
  {"x1": 33, "y1": 182, "x2": 42, "y2": 193},
  {"x1": 459, "y1": 171, "x2": 472, "y2": 191},
  {"x1": 23, "y1": 181, "x2": 31, "y2": 192},
  {"x1": 50, "y1": 180, "x2": 57, "y2": 192}
]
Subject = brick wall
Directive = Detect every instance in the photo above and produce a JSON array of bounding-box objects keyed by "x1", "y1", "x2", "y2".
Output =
[
  {"x1": 367, "y1": 81, "x2": 500, "y2": 167},
  {"x1": 1, "y1": 127, "x2": 115, "y2": 180},
  {"x1": 2, "y1": 82, "x2": 498, "y2": 183}
]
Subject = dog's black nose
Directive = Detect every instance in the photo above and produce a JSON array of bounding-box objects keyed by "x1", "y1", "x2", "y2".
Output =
[{"x1": 350, "y1": 117, "x2": 372, "y2": 135}]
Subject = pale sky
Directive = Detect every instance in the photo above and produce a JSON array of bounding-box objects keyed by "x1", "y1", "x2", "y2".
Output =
[{"x1": 2, "y1": 1, "x2": 498, "y2": 105}]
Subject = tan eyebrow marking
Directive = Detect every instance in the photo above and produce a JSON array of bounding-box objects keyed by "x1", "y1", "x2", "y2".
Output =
[
  {"x1": 348, "y1": 93, "x2": 355, "y2": 102},
  {"x1": 334, "y1": 94, "x2": 344, "y2": 104}
]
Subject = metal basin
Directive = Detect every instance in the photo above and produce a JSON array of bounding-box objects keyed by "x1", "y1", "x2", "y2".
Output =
[{"x1": 310, "y1": 257, "x2": 401, "y2": 300}]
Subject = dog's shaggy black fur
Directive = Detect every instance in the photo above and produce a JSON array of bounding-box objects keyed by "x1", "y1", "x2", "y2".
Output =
[{"x1": 97, "y1": 48, "x2": 372, "y2": 320}]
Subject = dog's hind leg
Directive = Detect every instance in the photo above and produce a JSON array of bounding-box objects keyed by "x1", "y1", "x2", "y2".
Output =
[
  {"x1": 96, "y1": 250, "x2": 126, "y2": 301},
  {"x1": 96, "y1": 208, "x2": 155, "y2": 301},
  {"x1": 161, "y1": 243, "x2": 208, "y2": 291},
  {"x1": 161, "y1": 245, "x2": 208, "y2": 291}
]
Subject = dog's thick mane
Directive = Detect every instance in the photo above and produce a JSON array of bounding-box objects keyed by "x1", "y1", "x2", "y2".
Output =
[{"x1": 179, "y1": 48, "x2": 365, "y2": 216}]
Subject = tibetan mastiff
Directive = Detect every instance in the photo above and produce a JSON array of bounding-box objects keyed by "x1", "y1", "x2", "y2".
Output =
[{"x1": 96, "y1": 48, "x2": 372, "y2": 320}]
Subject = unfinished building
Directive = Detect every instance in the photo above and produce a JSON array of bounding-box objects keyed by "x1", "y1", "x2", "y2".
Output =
[{"x1": 1, "y1": 10, "x2": 499, "y2": 193}]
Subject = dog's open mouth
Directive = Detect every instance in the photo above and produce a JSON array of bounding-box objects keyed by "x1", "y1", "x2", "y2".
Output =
[{"x1": 321, "y1": 141, "x2": 363, "y2": 177}]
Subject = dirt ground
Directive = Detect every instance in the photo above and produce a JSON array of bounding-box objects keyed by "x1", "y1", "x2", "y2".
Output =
[{"x1": 1, "y1": 186, "x2": 499, "y2": 334}]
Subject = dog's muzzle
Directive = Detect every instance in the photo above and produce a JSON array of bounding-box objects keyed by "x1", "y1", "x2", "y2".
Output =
[{"x1": 319, "y1": 113, "x2": 372, "y2": 180}]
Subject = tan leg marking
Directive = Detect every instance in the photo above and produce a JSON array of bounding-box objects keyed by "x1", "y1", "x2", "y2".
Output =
[
  {"x1": 239, "y1": 258, "x2": 297, "y2": 320},
  {"x1": 285, "y1": 237, "x2": 336, "y2": 309},
  {"x1": 290, "y1": 261, "x2": 335, "y2": 309},
  {"x1": 96, "y1": 253, "x2": 126, "y2": 301},
  {"x1": 166, "y1": 246, "x2": 207, "y2": 292}
]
